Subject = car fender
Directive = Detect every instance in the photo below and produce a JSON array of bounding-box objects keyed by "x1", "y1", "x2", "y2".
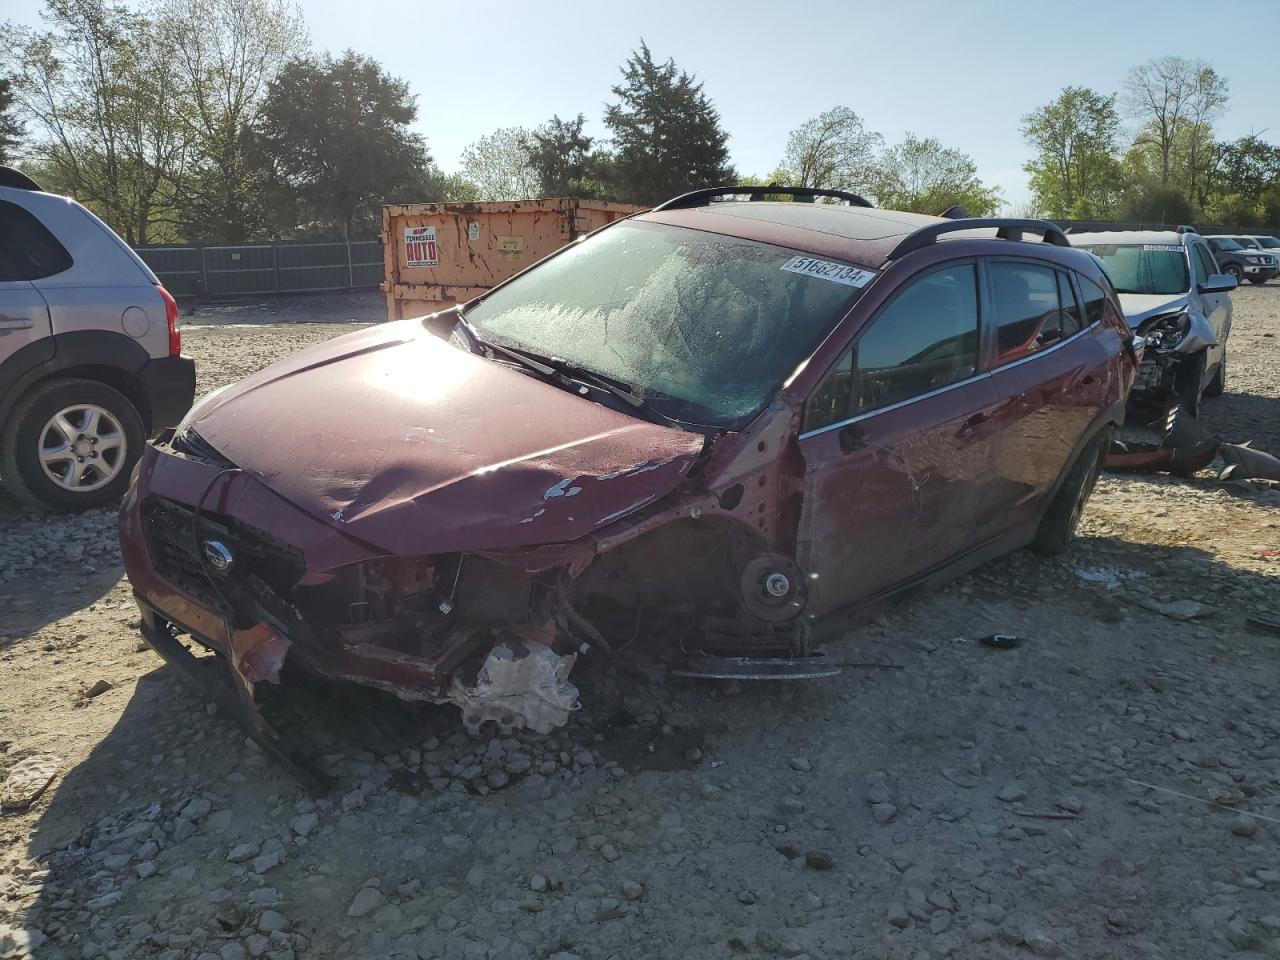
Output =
[{"x1": 1174, "y1": 311, "x2": 1219, "y2": 355}]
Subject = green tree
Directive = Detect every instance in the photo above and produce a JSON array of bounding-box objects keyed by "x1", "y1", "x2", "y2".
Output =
[
  {"x1": 870, "y1": 133, "x2": 1001, "y2": 216},
  {"x1": 2, "y1": 0, "x2": 191, "y2": 243},
  {"x1": 1206, "y1": 135, "x2": 1280, "y2": 223},
  {"x1": 1117, "y1": 184, "x2": 1194, "y2": 226},
  {"x1": 1123, "y1": 56, "x2": 1228, "y2": 196},
  {"x1": 527, "y1": 113, "x2": 606, "y2": 197},
  {"x1": 776, "y1": 106, "x2": 880, "y2": 196},
  {"x1": 159, "y1": 0, "x2": 306, "y2": 241},
  {"x1": 0, "y1": 77, "x2": 22, "y2": 163},
  {"x1": 458, "y1": 126, "x2": 540, "y2": 200},
  {"x1": 603, "y1": 41, "x2": 733, "y2": 205},
  {"x1": 255, "y1": 51, "x2": 431, "y2": 239},
  {"x1": 1021, "y1": 86, "x2": 1122, "y2": 218}
]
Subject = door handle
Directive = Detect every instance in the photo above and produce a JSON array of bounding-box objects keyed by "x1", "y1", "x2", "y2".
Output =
[
  {"x1": 0, "y1": 315, "x2": 34, "y2": 331},
  {"x1": 838, "y1": 422, "x2": 866, "y2": 453},
  {"x1": 957, "y1": 412, "x2": 989, "y2": 438}
]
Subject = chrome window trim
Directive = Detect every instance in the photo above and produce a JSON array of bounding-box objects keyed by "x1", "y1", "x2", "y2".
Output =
[
  {"x1": 799, "y1": 372, "x2": 992, "y2": 440},
  {"x1": 798, "y1": 321, "x2": 1101, "y2": 441}
]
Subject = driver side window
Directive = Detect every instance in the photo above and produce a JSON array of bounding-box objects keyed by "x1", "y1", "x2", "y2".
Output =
[
  {"x1": 1193, "y1": 243, "x2": 1218, "y2": 282},
  {"x1": 804, "y1": 264, "x2": 979, "y2": 431}
]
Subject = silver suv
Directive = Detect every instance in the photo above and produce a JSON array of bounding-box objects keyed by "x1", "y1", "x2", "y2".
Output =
[
  {"x1": 0, "y1": 167, "x2": 195, "y2": 510},
  {"x1": 1069, "y1": 228, "x2": 1234, "y2": 422}
]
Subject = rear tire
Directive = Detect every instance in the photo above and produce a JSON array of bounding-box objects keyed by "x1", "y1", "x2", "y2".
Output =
[
  {"x1": 1031, "y1": 429, "x2": 1109, "y2": 556},
  {"x1": 1, "y1": 377, "x2": 145, "y2": 512},
  {"x1": 1203, "y1": 350, "x2": 1226, "y2": 398}
]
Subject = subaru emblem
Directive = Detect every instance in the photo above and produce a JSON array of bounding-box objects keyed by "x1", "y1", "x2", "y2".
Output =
[{"x1": 202, "y1": 539, "x2": 234, "y2": 574}]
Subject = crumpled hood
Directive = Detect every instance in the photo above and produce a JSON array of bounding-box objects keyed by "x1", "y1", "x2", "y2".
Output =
[
  {"x1": 1117, "y1": 292, "x2": 1189, "y2": 330},
  {"x1": 188, "y1": 319, "x2": 705, "y2": 554}
]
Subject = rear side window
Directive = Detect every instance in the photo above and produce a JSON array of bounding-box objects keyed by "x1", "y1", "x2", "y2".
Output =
[
  {"x1": 1057, "y1": 272, "x2": 1083, "y2": 336},
  {"x1": 1076, "y1": 274, "x2": 1109, "y2": 326},
  {"x1": 0, "y1": 200, "x2": 73, "y2": 280},
  {"x1": 805, "y1": 263, "x2": 979, "y2": 429},
  {"x1": 988, "y1": 262, "x2": 1072, "y2": 364}
]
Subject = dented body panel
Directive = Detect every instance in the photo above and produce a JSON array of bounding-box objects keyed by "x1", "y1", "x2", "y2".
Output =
[{"x1": 184, "y1": 318, "x2": 703, "y2": 554}]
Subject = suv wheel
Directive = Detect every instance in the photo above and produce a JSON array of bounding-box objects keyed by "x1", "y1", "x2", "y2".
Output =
[
  {"x1": 1203, "y1": 350, "x2": 1226, "y2": 398},
  {"x1": 1031, "y1": 429, "x2": 1108, "y2": 556},
  {"x1": 1224, "y1": 263, "x2": 1243, "y2": 283},
  {"x1": 1, "y1": 378, "x2": 145, "y2": 511}
]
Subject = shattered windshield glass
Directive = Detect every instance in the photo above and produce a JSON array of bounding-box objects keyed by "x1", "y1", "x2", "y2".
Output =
[
  {"x1": 1076, "y1": 244, "x2": 1189, "y2": 296},
  {"x1": 464, "y1": 220, "x2": 870, "y2": 428}
]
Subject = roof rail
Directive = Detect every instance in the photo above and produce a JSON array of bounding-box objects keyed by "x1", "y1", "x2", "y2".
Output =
[
  {"x1": 885, "y1": 217, "x2": 1070, "y2": 262},
  {"x1": 652, "y1": 184, "x2": 874, "y2": 212},
  {"x1": 0, "y1": 166, "x2": 43, "y2": 191}
]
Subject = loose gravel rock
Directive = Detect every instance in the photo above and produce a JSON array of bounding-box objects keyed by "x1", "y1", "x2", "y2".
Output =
[{"x1": 2, "y1": 289, "x2": 1279, "y2": 959}]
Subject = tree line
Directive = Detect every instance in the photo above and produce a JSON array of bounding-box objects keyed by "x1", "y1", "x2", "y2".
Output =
[
  {"x1": 2, "y1": 3, "x2": 1273, "y2": 245},
  {"x1": 0, "y1": 0, "x2": 1004, "y2": 244},
  {"x1": 1021, "y1": 56, "x2": 1278, "y2": 227}
]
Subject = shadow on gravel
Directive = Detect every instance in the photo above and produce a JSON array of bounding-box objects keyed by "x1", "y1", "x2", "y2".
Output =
[
  {"x1": 1203, "y1": 389, "x2": 1280, "y2": 455},
  {"x1": 13, "y1": 535, "x2": 1279, "y2": 957},
  {"x1": 0, "y1": 498, "x2": 125, "y2": 645}
]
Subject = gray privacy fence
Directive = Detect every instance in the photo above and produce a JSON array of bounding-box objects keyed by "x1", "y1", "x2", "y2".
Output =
[{"x1": 134, "y1": 240, "x2": 382, "y2": 298}]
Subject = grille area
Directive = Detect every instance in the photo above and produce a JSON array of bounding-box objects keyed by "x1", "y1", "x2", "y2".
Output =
[{"x1": 144, "y1": 497, "x2": 306, "y2": 607}]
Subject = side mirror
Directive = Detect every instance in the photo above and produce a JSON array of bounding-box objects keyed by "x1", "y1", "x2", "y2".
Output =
[{"x1": 1200, "y1": 273, "x2": 1237, "y2": 293}]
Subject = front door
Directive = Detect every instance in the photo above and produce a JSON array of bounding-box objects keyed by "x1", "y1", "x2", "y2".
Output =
[
  {"x1": 1191, "y1": 241, "x2": 1231, "y2": 372},
  {"x1": 796, "y1": 261, "x2": 1003, "y2": 615}
]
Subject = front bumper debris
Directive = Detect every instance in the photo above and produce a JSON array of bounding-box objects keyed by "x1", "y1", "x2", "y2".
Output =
[{"x1": 135, "y1": 600, "x2": 328, "y2": 794}]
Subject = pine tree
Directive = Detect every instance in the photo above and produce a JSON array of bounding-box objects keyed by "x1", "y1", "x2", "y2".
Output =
[{"x1": 603, "y1": 42, "x2": 733, "y2": 205}]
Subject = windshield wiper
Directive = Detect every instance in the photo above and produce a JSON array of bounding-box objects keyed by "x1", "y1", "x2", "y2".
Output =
[
  {"x1": 455, "y1": 310, "x2": 558, "y2": 377},
  {"x1": 455, "y1": 308, "x2": 695, "y2": 429}
]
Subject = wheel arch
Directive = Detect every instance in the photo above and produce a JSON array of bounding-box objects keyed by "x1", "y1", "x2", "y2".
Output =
[{"x1": 0, "y1": 330, "x2": 153, "y2": 431}]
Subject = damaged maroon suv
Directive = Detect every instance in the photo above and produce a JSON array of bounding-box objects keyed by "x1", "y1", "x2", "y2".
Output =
[{"x1": 119, "y1": 187, "x2": 1135, "y2": 780}]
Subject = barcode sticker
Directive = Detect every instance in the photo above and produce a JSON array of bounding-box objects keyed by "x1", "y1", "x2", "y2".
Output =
[{"x1": 780, "y1": 256, "x2": 876, "y2": 287}]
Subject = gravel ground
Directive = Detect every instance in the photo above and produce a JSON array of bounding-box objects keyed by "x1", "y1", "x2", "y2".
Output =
[{"x1": 2, "y1": 287, "x2": 1279, "y2": 960}]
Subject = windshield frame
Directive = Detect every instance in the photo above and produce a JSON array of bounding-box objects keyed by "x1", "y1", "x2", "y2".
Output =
[{"x1": 459, "y1": 218, "x2": 875, "y2": 431}]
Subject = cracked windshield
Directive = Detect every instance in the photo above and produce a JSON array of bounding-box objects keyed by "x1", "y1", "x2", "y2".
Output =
[{"x1": 465, "y1": 221, "x2": 866, "y2": 426}]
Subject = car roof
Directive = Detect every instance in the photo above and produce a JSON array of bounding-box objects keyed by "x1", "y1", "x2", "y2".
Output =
[
  {"x1": 640, "y1": 201, "x2": 1087, "y2": 270},
  {"x1": 1068, "y1": 230, "x2": 1190, "y2": 247}
]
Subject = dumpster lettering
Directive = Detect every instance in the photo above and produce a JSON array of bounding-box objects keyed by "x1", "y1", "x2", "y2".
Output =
[{"x1": 405, "y1": 226, "x2": 439, "y2": 266}]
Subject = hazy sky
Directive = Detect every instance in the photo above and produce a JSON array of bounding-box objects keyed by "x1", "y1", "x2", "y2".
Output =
[{"x1": 7, "y1": 0, "x2": 1279, "y2": 207}]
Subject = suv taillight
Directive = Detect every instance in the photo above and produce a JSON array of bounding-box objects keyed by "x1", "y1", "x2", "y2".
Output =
[{"x1": 157, "y1": 284, "x2": 181, "y2": 356}]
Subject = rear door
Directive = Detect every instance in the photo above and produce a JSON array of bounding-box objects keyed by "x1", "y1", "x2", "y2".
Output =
[
  {"x1": 0, "y1": 205, "x2": 56, "y2": 382},
  {"x1": 796, "y1": 261, "x2": 1003, "y2": 614},
  {"x1": 985, "y1": 260, "x2": 1110, "y2": 530}
]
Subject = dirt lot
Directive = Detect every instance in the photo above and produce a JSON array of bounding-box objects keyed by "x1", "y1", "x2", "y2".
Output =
[{"x1": 2, "y1": 288, "x2": 1279, "y2": 960}]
